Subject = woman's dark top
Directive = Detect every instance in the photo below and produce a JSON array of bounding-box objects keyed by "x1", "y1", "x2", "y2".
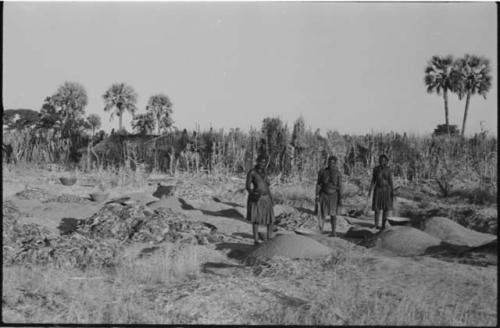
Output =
[
  {"x1": 317, "y1": 167, "x2": 342, "y2": 197},
  {"x1": 246, "y1": 168, "x2": 271, "y2": 196}
]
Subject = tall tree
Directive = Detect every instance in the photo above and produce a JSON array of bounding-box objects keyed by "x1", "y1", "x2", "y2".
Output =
[
  {"x1": 131, "y1": 112, "x2": 155, "y2": 135},
  {"x1": 50, "y1": 82, "x2": 88, "y2": 136},
  {"x1": 261, "y1": 117, "x2": 289, "y2": 173},
  {"x1": 102, "y1": 83, "x2": 138, "y2": 131},
  {"x1": 453, "y1": 55, "x2": 492, "y2": 137},
  {"x1": 424, "y1": 55, "x2": 457, "y2": 136},
  {"x1": 86, "y1": 114, "x2": 102, "y2": 137},
  {"x1": 146, "y1": 93, "x2": 173, "y2": 135}
]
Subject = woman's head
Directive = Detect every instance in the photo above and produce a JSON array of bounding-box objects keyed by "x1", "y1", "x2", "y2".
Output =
[
  {"x1": 327, "y1": 155, "x2": 338, "y2": 167},
  {"x1": 379, "y1": 154, "x2": 389, "y2": 166},
  {"x1": 256, "y1": 155, "x2": 268, "y2": 169}
]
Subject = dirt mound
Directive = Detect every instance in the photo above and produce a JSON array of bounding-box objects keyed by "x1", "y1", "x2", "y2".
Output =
[
  {"x1": 247, "y1": 234, "x2": 332, "y2": 263},
  {"x1": 374, "y1": 226, "x2": 442, "y2": 256},
  {"x1": 423, "y1": 216, "x2": 496, "y2": 248}
]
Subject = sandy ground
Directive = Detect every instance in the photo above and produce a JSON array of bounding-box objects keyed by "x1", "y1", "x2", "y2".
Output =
[{"x1": 2, "y1": 167, "x2": 498, "y2": 325}]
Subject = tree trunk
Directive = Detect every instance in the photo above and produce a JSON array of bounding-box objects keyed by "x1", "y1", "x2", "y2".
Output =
[
  {"x1": 118, "y1": 113, "x2": 123, "y2": 131},
  {"x1": 443, "y1": 89, "x2": 450, "y2": 136},
  {"x1": 461, "y1": 92, "x2": 471, "y2": 137}
]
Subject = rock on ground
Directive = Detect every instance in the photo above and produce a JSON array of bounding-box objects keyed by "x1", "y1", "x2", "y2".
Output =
[
  {"x1": 247, "y1": 234, "x2": 332, "y2": 263},
  {"x1": 374, "y1": 226, "x2": 442, "y2": 256},
  {"x1": 423, "y1": 216, "x2": 497, "y2": 248}
]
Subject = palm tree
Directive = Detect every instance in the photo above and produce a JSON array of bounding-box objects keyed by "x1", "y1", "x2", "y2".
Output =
[
  {"x1": 424, "y1": 55, "x2": 457, "y2": 136},
  {"x1": 146, "y1": 94, "x2": 173, "y2": 135},
  {"x1": 102, "y1": 83, "x2": 138, "y2": 131},
  {"x1": 453, "y1": 55, "x2": 492, "y2": 137}
]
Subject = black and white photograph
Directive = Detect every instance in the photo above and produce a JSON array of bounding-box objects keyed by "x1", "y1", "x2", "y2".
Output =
[{"x1": 2, "y1": 1, "x2": 497, "y2": 325}]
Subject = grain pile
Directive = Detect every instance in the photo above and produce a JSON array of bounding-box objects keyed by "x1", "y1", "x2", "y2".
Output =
[
  {"x1": 4, "y1": 209, "x2": 121, "y2": 269},
  {"x1": 79, "y1": 204, "x2": 224, "y2": 245},
  {"x1": 3, "y1": 200, "x2": 227, "y2": 269},
  {"x1": 275, "y1": 212, "x2": 319, "y2": 231},
  {"x1": 374, "y1": 226, "x2": 442, "y2": 256},
  {"x1": 246, "y1": 234, "x2": 332, "y2": 263},
  {"x1": 423, "y1": 216, "x2": 497, "y2": 248}
]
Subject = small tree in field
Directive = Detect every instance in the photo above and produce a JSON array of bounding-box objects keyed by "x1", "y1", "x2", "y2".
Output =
[
  {"x1": 86, "y1": 114, "x2": 101, "y2": 137},
  {"x1": 453, "y1": 55, "x2": 492, "y2": 137},
  {"x1": 102, "y1": 83, "x2": 138, "y2": 131},
  {"x1": 146, "y1": 93, "x2": 173, "y2": 135},
  {"x1": 131, "y1": 112, "x2": 155, "y2": 135}
]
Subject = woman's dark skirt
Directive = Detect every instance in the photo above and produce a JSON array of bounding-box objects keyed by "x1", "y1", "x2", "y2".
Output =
[
  {"x1": 372, "y1": 187, "x2": 393, "y2": 211},
  {"x1": 247, "y1": 194, "x2": 275, "y2": 224},
  {"x1": 319, "y1": 192, "x2": 339, "y2": 217}
]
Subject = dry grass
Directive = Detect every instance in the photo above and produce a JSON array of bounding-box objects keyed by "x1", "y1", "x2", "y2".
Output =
[
  {"x1": 2, "y1": 243, "x2": 209, "y2": 324},
  {"x1": 253, "y1": 254, "x2": 497, "y2": 326}
]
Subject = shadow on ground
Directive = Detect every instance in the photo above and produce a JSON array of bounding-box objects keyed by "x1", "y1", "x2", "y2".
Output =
[
  {"x1": 179, "y1": 198, "x2": 248, "y2": 222},
  {"x1": 423, "y1": 241, "x2": 498, "y2": 266},
  {"x1": 212, "y1": 197, "x2": 245, "y2": 208},
  {"x1": 215, "y1": 242, "x2": 255, "y2": 261}
]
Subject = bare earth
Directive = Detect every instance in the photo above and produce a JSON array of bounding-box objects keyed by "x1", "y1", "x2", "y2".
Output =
[{"x1": 2, "y1": 166, "x2": 497, "y2": 325}]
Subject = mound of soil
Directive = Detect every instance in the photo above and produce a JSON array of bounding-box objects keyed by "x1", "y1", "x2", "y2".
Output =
[
  {"x1": 374, "y1": 226, "x2": 442, "y2": 256},
  {"x1": 247, "y1": 234, "x2": 332, "y2": 263},
  {"x1": 423, "y1": 216, "x2": 496, "y2": 248}
]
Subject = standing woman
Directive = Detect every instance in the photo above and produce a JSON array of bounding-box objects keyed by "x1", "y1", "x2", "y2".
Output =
[
  {"x1": 315, "y1": 156, "x2": 343, "y2": 236},
  {"x1": 368, "y1": 154, "x2": 394, "y2": 230},
  {"x1": 246, "y1": 155, "x2": 275, "y2": 245}
]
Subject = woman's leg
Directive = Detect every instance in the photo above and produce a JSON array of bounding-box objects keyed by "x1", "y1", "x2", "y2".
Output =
[
  {"x1": 266, "y1": 222, "x2": 273, "y2": 240},
  {"x1": 330, "y1": 215, "x2": 337, "y2": 237},
  {"x1": 374, "y1": 210, "x2": 380, "y2": 228},
  {"x1": 318, "y1": 212, "x2": 324, "y2": 232},
  {"x1": 252, "y1": 223, "x2": 260, "y2": 244},
  {"x1": 382, "y1": 210, "x2": 390, "y2": 229}
]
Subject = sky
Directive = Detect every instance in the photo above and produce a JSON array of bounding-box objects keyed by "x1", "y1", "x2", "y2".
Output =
[{"x1": 3, "y1": 2, "x2": 497, "y2": 136}]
